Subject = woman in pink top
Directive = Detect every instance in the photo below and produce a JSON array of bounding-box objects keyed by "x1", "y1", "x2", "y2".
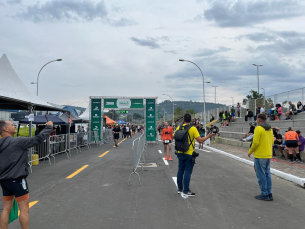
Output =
[{"x1": 275, "y1": 104, "x2": 283, "y2": 121}]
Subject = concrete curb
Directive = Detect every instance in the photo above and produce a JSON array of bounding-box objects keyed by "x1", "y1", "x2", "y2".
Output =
[{"x1": 203, "y1": 145, "x2": 305, "y2": 188}]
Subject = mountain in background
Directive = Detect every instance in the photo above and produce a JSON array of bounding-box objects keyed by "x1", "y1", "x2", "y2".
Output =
[{"x1": 157, "y1": 100, "x2": 226, "y2": 116}]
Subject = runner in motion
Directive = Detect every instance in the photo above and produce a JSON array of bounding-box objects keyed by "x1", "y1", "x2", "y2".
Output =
[{"x1": 161, "y1": 122, "x2": 173, "y2": 161}]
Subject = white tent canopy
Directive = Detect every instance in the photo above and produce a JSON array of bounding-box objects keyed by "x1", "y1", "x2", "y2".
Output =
[
  {"x1": 79, "y1": 105, "x2": 90, "y2": 121},
  {"x1": 0, "y1": 54, "x2": 61, "y2": 111}
]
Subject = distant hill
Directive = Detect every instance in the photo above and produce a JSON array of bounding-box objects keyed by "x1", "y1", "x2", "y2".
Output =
[{"x1": 157, "y1": 100, "x2": 226, "y2": 116}]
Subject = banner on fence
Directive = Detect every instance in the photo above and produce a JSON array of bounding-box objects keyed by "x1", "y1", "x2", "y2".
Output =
[
  {"x1": 146, "y1": 99, "x2": 156, "y2": 141},
  {"x1": 90, "y1": 98, "x2": 101, "y2": 141}
]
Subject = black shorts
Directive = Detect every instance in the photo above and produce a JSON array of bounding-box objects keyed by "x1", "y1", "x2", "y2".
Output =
[
  {"x1": 0, "y1": 177, "x2": 29, "y2": 202},
  {"x1": 285, "y1": 140, "x2": 298, "y2": 148},
  {"x1": 163, "y1": 140, "x2": 172, "y2": 145},
  {"x1": 114, "y1": 134, "x2": 119, "y2": 139}
]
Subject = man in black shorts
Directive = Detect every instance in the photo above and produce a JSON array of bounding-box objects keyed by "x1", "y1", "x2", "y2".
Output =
[
  {"x1": 0, "y1": 120, "x2": 53, "y2": 229},
  {"x1": 112, "y1": 124, "x2": 120, "y2": 147}
]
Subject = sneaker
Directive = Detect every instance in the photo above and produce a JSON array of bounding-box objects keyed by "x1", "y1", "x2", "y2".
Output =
[
  {"x1": 164, "y1": 156, "x2": 167, "y2": 160},
  {"x1": 242, "y1": 139, "x2": 246, "y2": 142},
  {"x1": 255, "y1": 195, "x2": 270, "y2": 201},
  {"x1": 213, "y1": 141, "x2": 216, "y2": 143},
  {"x1": 181, "y1": 191, "x2": 196, "y2": 199},
  {"x1": 177, "y1": 190, "x2": 182, "y2": 194},
  {"x1": 289, "y1": 160, "x2": 294, "y2": 164},
  {"x1": 168, "y1": 156, "x2": 173, "y2": 161},
  {"x1": 298, "y1": 160, "x2": 304, "y2": 163},
  {"x1": 269, "y1": 194, "x2": 273, "y2": 201},
  {"x1": 218, "y1": 137, "x2": 221, "y2": 139}
]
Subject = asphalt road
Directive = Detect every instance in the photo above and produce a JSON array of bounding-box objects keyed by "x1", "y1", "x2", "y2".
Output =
[{"x1": 3, "y1": 134, "x2": 305, "y2": 229}]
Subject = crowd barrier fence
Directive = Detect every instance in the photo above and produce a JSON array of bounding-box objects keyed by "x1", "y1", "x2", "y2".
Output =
[
  {"x1": 128, "y1": 132, "x2": 146, "y2": 186},
  {"x1": 28, "y1": 131, "x2": 98, "y2": 173}
]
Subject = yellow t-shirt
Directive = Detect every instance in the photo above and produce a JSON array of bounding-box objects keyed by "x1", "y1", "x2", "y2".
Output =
[{"x1": 175, "y1": 124, "x2": 200, "y2": 155}]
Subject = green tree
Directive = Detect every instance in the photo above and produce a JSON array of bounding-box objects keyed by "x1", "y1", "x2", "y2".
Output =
[
  {"x1": 243, "y1": 90, "x2": 264, "y2": 105},
  {"x1": 133, "y1": 113, "x2": 143, "y2": 119},
  {"x1": 106, "y1": 110, "x2": 119, "y2": 120},
  {"x1": 185, "y1": 109, "x2": 196, "y2": 115},
  {"x1": 174, "y1": 107, "x2": 184, "y2": 116}
]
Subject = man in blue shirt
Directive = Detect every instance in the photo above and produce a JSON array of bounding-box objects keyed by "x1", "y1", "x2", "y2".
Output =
[{"x1": 296, "y1": 130, "x2": 305, "y2": 163}]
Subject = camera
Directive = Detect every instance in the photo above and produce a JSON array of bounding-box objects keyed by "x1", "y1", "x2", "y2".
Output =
[{"x1": 192, "y1": 151, "x2": 199, "y2": 163}]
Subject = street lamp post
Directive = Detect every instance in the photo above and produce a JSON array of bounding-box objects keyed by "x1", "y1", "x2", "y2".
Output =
[
  {"x1": 179, "y1": 59, "x2": 208, "y2": 133},
  {"x1": 212, "y1": 86, "x2": 218, "y2": 104},
  {"x1": 31, "y1": 59, "x2": 62, "y2": 96},
  {"x1": 261, "y1": 87, "x2": 266, "y2": 106},
  {"x1": 252, "y1": 64, "x2": 263, "y2": 94},
  {"x1": 163, "y1": 94, "x2": 174, "y2": 126}
]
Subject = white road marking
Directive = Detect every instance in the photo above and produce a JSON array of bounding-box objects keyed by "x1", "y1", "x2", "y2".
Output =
[
  {"x1": 158, "y1": 150, "x2": 162, "y2": 154},
  {"x1": 162, "y1": 158, "x2": 169, "y2": 165},
  {"x1": 172, "y1": 177, "x2": 178, "y2": 188}
]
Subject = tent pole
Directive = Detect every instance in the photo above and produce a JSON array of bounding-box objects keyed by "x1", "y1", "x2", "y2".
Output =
[{"x1": 28, "y1": 104, "x2": 33, "y2": 172}]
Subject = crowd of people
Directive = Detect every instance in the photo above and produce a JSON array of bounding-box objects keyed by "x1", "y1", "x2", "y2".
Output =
[
  {"x1": 218, "y1": 106, "x2": 238, "y2": 126},
  {"x1": 110, "y1": 124, "x2": 144, "y2": 147}
]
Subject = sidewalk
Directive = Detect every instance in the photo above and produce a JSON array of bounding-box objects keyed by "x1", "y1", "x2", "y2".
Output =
[{"x1": 207, "y1": 142, "x2": 305, "y2": 178}]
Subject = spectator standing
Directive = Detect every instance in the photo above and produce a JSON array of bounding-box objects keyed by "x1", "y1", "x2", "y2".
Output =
[
  {"x1": 0, "y1": 120, "x2": 53, "y2": 229},
  {"x1": 296, "y1": 130, "x2": 305, "y2": 163},
  {"x1": 161, "y1": 122, "x2": 173, "y2": 161},
  {"x1": 237, "y1": 102, "x2": 241, "y2": 118},
  {"x1": 175, "y1": 114, "x2": 214, "y2": 198},
  {"x1": 197, "y1": 124, "x2": 205, "y2": 149},
  {"x1": 245, "y1": 109, "x2": 254, "y2": 121},
  {"x1": 248, "y1": 114, "x2": 273, "y2": 201},
  {"x1": 254, "y1": 107, "x2": 260, "y2": 121},
  {"x1": 285, "y1": 101, "x2": 297, "y2": 120},
  {"x1": 260, "y1": 105, "x2": 265, "y2": 114},
  {"x1": 284, "y1": 128, "x2": 299, "y2": 163},
  {"x1": 230, "y1": 106, "x2": 236, "y2": 122},
  {"x1": 268, "y1": 104, "x2": 274, "y2": 117},
  {"x1": 77, "y1": 125, "x2": 85, "y2": 147}
]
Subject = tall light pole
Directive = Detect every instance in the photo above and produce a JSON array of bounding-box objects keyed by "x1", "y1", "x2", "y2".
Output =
[
  {"x1": 252, "y1": 64, "x2": 263, "y2": 94},
  {"x1": 31, "y1": 59, "x2": 62, "y2": 96},
  {"x1": 231, "y1": 97, "x2": 234, "y2": 106},
  {"x1": 212, "y1": 86, "x2": 218, "y2": 104},
  {"x1": 179, "y1": 59, "x2": 207, "y2": 132},
  {"x1": 163, "y1": 94, "x2": 174, "y2": 126},
  {"x1": 261, "y1": 87, "x2": 266, "y2": 106}
]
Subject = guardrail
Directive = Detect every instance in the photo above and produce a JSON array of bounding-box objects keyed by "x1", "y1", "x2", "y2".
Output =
[
  {"x1": 128, "y1": 132, "x2": 146, "y2": 186},
  {"x1": 27, "y1": 131, "x2": 98, "y2": 173}
]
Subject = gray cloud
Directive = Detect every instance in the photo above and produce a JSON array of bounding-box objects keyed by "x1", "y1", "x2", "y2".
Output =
[
  {"x1": 193, "y1": 46, "x2": 231, "y2": 57},
  {"x1": 238, "y1": 33, "x2": 275, "y2": 42},
  {"x1": 7, "y1": 0, "x2": 21, "y2": 4},
  {"x1": 130, "y1": 37, "x2": 160, "y2": 49},
  {"x1": 202, "y1": 0, "x2": 304, "y2": 27},
  {"x1": 15, "y1": 0, "x2": 136, "y2": 26},
  {"x1": 255, "y1": 38, "x2": 305, "y2": 54}
]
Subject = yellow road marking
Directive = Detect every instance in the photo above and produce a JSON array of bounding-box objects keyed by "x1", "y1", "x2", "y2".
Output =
[
  {"x1": 99, "y1": 151, "x2": 109, "y2": 158},
  {"x1": 66, "y1": 165, "x2": 88, "y2": 179},
  {"x1": 18, "y1": 200, "x2": 39, "y2": 216}
]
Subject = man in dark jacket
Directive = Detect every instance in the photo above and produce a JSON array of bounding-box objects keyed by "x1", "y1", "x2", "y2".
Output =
[
  {"x1": 245, "y1": 109, "x2": 254, "y2": 121},
  {"x1": 0, "y1": 120, "x2": 53, "y2": 229}
]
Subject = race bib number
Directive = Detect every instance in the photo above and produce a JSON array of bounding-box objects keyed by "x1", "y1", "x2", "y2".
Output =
[{"x1": 164, "y1": 140, "x2": 169, "y2": 143}]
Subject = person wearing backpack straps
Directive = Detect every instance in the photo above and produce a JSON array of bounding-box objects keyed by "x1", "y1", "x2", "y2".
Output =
[{"x1": 174, "y1": 114, "x2": 214, "y2": 198}]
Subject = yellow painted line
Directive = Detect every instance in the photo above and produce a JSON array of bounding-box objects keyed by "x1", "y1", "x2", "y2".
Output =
[
  {"x1": 66, "y1": 165, "x2": 88, "y2": 179},
  {"x1": 18, "y1": 200, "x2": 39, "y2": 216},
  {"x1": 99, "y1": 151, "x2": 109, "y2": 158}
]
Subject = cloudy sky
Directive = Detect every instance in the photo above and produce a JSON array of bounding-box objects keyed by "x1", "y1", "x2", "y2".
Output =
[{"x1": 1, "y1": 0, "x2": 305, "y2": 108}]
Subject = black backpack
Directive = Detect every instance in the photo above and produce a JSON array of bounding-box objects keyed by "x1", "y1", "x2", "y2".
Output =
[{"x1": 174, "y1": 125, "x2": 193, "y2": 152}]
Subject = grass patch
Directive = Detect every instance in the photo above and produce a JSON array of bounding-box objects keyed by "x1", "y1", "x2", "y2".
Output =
[{"x1": 15, "y1": 125, "x2": 36, "y2": 137}]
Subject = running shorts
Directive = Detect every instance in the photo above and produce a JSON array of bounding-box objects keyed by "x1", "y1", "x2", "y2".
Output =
[
  {"x1": 0, "y1": 177, "x2": 29, "y2": 202},
  {"x1": 163, "y1": 140, "x2": 172, "y2": 144},
  {"x1": 285, "y1": 140, "x2": 298, "y2": 148},
  {"x1": 113, "y1": 134, "x2": 119, "y2": 139}
]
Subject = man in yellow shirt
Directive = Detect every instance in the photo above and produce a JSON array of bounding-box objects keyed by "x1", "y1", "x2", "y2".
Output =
[
  {"x1": 248, "y1": 114, "x2": 274, "y2": 201},
  {"x1": 175, "y1": 114, "x2": 214, "y2": 198}
]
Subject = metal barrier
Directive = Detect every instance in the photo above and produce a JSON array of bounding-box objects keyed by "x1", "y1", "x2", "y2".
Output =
[
  {"x1": 128, "y1": 132, "x2": 146, "y2": 186},
  {"x1": 27, "y1": 131, "x2": 99, "y2": 172},
  {"x1": 103, "y1": 129, "x2": 113, "y2": 143}
]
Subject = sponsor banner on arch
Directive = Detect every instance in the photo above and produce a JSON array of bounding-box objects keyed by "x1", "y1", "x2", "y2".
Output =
[
  {"x1": 146, "y1": 99, "x2": 156, "y2": 141},
  {"x1": 90, "y1": 98, "x2": 101, "y2": 141}
]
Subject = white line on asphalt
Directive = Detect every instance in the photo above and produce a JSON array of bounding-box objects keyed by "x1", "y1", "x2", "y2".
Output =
[
  {"x1": 162, "y1": 158, "x2": 169, "y2": 165},
  {"x1": 204, "y1": 145, "x2": 305, "y2": 188},
  {"x1": 172, "y1": 177, "x2": 178, "y2": 188},
  {"x1": 158, "y1": 150, "x2": 162, "y2": 154}
]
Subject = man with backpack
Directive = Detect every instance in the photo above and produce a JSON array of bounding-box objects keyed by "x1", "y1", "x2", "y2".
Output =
[{"x1": 174, "y1": 114, "x2": 214, "y2": 198}]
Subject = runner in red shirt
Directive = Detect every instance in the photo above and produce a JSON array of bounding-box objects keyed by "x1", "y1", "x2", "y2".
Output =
[{"x1": 161, "y1": 122, "x2": 173, "y2": 161}]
